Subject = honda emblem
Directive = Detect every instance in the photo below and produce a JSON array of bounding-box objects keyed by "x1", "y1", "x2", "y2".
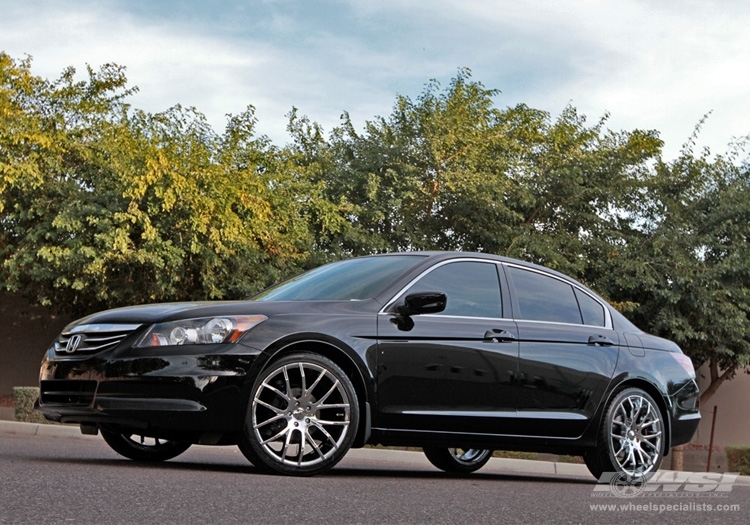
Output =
[{"x1": 65, "y1": 335, "x2": 83, "y2": 353}]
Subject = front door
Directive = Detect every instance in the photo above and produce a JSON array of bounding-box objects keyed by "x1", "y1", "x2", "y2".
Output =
[{"x1": 376, "y1": 260, "x2": 520, "y2": 435}]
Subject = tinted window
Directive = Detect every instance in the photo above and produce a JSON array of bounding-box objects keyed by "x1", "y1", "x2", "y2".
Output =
[
  {"x1": 575, "y1": 289, "x2": 605, "y2": 327},
  {"x1": 508, "y1": 267, "x2": 582, "y2": 324},
  {"x1": 255, "y1": 255, "x2": 424, "y2": 301},
  {"x1": 405, "y1": 261, "x2": 502, "y2": 318}
]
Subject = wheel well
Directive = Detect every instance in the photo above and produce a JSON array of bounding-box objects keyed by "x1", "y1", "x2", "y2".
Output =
[
  {"x1": 266, "y1": 340, "x2": 371, "y2": 447},
  {"x1": 606, "y1": 378, "x2": 672, "y2": 449}
]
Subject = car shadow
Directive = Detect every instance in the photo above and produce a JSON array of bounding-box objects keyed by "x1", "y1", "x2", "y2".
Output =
[{"x1": 31, "y1": 454, "x2": 595, "y2": 485}]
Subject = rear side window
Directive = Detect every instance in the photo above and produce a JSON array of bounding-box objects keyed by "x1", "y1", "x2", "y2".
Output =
[
  {"x1": 508, "y1": 267, "x2": 582, "y2": 324},
  {"x1": 405, "y1": 261, "x2": 502, "y2": 318}
]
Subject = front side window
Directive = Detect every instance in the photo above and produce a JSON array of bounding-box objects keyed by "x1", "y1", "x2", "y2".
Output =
[
  {"x1": 404, "y1": 261, "x2": 502, "y2": 318},
  {"x1": 508, "y1": 267, "x2": 582, "y2": 324}
]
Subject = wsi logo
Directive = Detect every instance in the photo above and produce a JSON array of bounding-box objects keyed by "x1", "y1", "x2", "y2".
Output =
[{"x1": 592, "y1": 472, "x2": 739, "y2": 499}]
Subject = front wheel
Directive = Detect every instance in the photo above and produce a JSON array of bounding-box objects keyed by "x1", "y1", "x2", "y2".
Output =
[
  {"x1": 239, "y1": 353, "x2": 359, "y2": 476},
  {"x1": 585, "y1": 387, "x2": 665, "y2": 481},
  {"x1": 100, "y1": 429, "x2": 191, "y2": 462},
  {"x1": 423, "y1": 447, "x2": 493, "y2": 473}
]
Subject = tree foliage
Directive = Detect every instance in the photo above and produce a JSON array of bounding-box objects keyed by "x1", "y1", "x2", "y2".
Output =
[
  {"x1": 596, "y1": 134, "x2": 750, "y2": 403},
  {"x1": 0, "y1": 54, "x2": 319, "y2": 315},
  {"x1": 2, "y1": 54, "x2": 749, "y2": 401}
]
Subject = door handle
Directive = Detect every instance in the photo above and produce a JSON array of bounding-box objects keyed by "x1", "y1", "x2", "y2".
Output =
[
  {"x1": 484, "y1": 329, "x2": 516, "y2": 343},
  {"x1": 588, "y1": 334, "x2": 615, "y2": 346}
]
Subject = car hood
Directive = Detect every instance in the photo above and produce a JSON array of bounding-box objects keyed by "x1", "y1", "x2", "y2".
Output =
[
  {"x1": 64, "y1": 299, "x2": 380, "y2": 331},
  {"x1": 66, "y1": 302, "x2": 248, "y2": 328}
]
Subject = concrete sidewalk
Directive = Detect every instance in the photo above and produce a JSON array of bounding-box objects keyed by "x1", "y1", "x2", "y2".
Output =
[{"x1": 2, "y1": 419, "x2": 749, "y2": 486}]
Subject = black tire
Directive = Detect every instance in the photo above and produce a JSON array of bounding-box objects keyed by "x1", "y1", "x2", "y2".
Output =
[
  {"x1": 100, "y1": 429, "x2": 191, "y2": 462},
  {"x1": 239, "y1": 353, "x2": 359, "y2": 476},
  {"x1": 585, "y1": 387, "x2": 665, "y2": 481},
  {"x1": 423, "y1": 447, "x2": 493, "y2": 474}
]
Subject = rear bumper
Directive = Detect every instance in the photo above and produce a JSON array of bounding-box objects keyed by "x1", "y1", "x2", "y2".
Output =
[{"x1": 668, "y1": 379, "x2": 701, "y2": 447}]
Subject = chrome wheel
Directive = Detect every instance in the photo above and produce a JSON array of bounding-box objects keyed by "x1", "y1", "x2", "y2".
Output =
[
  {"x1": 608, "y1": 391, "x2": 663, "y2": 477},
  {"x1": 585, "y1": 387, "x2": 665, "y2": 481},
  {"x1": 241, "y1": 353, "x2": 359, "y2": 475},
  {"x1": 449, "y1": 448, "x2": 491, "y2": 465},
  {"x1": 423, "y1": 447, "x2": 493, "y2": 473},
  {"x1": 100, "y1": 429, "x2": 191, "y2": 462}
]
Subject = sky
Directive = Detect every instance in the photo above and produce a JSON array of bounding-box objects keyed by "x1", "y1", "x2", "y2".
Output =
[{"x1": 1, "y1": 0, "x2": 749, "y2": 160}]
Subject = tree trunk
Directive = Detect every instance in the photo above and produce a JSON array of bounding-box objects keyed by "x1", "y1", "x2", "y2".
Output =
[
  {"x1": 670, "y1": 444, "x2": 684, "y2": 471},
  {"x1": 700, "y1": 361, "x2": 738, "y2": 406}
]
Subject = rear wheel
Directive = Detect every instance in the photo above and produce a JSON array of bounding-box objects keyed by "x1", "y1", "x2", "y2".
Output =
[
  {"x1": 585, "y1": 387, "x2": 665, "y2": 481},
  {"x1": 100, "y1": 429, "x2": 191, "y2": 462},
  {"x1": 423, "y1": 447, "x2": 493, "y2": 473},
  {"x1": 239, "y1": 353, "x2": 359, "y2": 476}
]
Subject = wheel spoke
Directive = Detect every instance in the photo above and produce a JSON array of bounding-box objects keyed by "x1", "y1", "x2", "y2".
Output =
[
  {"x1": 305, "y1": 368, "x2": 327, "y2": 395},
  {"x1": 255, "y1": 413, "x2": 286, "y2": 429},
  {"x1": 255, "y1": 397, "x2": 285, "y2": 414},
  {"x1": 281, "y1": 428, "x2": 295, "y2": 462},
  {"x1": 634, "y1": 446, "x2": 646, "y2": 466},
  {"x1": 261, "y1": 426, "x2": 289, "y2": 446},
  {"x1": 282, "y1": 367, "x2": 292, "y2": 398},
  {"x1": 311, "y1": 421, "x2": 339, "y2": 449},
  {"x1": 261, "y1": 380, "x2": 290, "y2": 403},
  {"x1": 298, "y1": 363, "x2": 307, "y2": 393},
  {"x1": 317, "y1": 402, "x2": 349, "y2": 410},
  {"x1": 314, "y1": 419, "x2": 349, "y2": 426},
  {"x1": 304, "y1": 430, "x2": 326, "y2": 460},
  {"x1": 315, "y1": 379, "x2": 341, "y2": 406}
]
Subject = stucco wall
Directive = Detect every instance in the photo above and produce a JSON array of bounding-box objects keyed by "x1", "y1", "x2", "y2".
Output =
[
  {"x1": 0, "y1": 291, "x2": 71, "y2": 395},
  {"x1": 693, "y1": 364, "x2": 750, "y2": 448}
]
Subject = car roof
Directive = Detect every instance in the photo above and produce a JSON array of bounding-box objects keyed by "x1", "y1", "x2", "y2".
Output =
[{"x1": 368, "y1": 250, "x2": 580, "y2": 285}]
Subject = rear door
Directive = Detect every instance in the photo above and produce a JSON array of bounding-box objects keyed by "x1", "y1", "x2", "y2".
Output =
[{"x1": 505, "y1": 264, "x2": 619, "y2": 438}]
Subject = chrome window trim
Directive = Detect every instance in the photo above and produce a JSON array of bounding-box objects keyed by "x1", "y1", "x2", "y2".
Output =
[
  {"x1": 379, "y1": 258, "x2": 613, "y2": 330},
  {"x1": 504, "y1": 263, "x2": 613, "y2": 330},
  {"x1": 379, "y1": 257, "x2": 506, "y2": 317}
]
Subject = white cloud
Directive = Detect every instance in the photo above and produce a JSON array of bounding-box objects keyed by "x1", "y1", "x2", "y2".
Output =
[{"x1": 1, "y1": 0, "x2": 748, "y2": 158}]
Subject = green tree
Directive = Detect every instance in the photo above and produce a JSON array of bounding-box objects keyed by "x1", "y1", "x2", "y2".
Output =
[
  {"x1": 323, "y1": 69, "x2": 662, "y2": 281},
  {"x1": 0, "y1": 54, "x2": 316, "y2": 316},
  {"x1": 598, "y1": 134, "x2": 750, "y2": 404}
]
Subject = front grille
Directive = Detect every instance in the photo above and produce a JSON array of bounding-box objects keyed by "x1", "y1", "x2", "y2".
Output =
[
  {"x1": 53, "y1": 323, "x2": 141, "y2": 354},
  {"x1": 40, "y1": 380, "x2": 97, "y2": 406}
]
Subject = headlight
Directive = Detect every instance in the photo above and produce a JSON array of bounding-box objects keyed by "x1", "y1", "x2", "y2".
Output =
[{"x1": 135, "y1": 315, "x2": 267, "y2": 347}]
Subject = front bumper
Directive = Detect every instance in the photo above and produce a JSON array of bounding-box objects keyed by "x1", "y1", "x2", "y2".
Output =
[{"x1": 36, "y1": 345, "x2": 260, "y2": 436}]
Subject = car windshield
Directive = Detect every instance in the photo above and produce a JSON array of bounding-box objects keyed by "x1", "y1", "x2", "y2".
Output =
[{"x1": 254, "y1": 255, "x2": 425, "y2": 301}]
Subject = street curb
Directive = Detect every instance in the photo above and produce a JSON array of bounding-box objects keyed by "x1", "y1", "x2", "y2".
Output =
[
  {"x1": 2, "y1": 419, "x2": 749, "y2": 486},
  {"x1": 346, "y1": 448, "x2": 589, "y2": 476},
  {"x1": 0, "y1": 420, "x2": 99, "y2": 440}
]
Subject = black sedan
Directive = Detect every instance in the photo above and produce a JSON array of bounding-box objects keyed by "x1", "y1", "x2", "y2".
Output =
[{"x1": 36, "y1": 252, "x2": 700, "y2": 478}]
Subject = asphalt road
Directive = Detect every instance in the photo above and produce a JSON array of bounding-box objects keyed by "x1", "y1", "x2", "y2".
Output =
[{"x1": 1, "y1": 432, "x2": 749, "y2": 525}]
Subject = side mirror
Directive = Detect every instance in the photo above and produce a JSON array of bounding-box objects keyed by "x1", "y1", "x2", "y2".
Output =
[{"x1": 397, "y1": 291, "x2": 447, "y2": 317}]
